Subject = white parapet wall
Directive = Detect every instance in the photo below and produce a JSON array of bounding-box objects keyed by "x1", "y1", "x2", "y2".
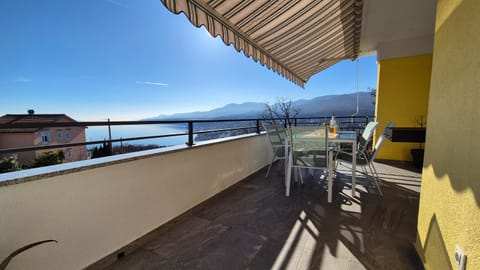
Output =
[{"x1": 0, "y1": 134, "x2": 272, "y2": 270}]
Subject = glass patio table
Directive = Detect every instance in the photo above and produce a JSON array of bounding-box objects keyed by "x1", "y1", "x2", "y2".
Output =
[{"x1": 286, "y1": 128, "x2": 357, "y2": 203}]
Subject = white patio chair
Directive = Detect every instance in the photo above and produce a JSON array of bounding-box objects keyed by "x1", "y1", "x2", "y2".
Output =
[
  {"x1": 286, "y1": 126, "x2": 329, "y2": 196},
  {"x1": 263, "y1": 123, "x2": 288, "y2": 178},
  {"x1": 332, "y1": 121, "x2": 378, "y2": 156},
  {"x1": 335, "y1": 122, "x2": 394, "y2": 196}
]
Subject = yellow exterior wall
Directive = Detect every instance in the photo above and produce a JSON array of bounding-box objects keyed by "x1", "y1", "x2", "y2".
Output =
[
  {"x1": 375, "y1": 54, "x2": 432, "y2": 160},
  {"x1": 415, "y1": 1, "x2": 480, "y2": 270}
]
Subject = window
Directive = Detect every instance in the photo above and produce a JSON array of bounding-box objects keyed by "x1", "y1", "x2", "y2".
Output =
[
  {"x1": 66, "y1": 148, "x2": 72, "y2": 159},
  {"x1": 65, "y1": 129, "x2": 71, "y2": 140},
  {"x1": 41, "y1": 131, "x2": 50, "y2": 145},
  {"x1": 56, "y1": 129, "x2": 62, "y2": 140}
]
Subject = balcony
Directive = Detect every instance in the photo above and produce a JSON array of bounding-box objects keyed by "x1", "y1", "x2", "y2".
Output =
[
  {"x1": 2, "y1": 0, "x2": 478, "y2": 269},
  {"x1": 0, "y1": 123, "x2": 422, "y2": 269}
]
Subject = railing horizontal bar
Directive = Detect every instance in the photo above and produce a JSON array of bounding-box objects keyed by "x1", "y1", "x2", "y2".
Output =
[
  {"x1": 195, "y1": 126, "x2": 257, "y2": 135},
  {"x1": 0, "y1": 116, "x2": 374, "y2": 129}
]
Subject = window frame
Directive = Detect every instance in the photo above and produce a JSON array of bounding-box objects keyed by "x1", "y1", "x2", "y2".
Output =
[
  {"x1": 65, "y1": 129, "x2": 71, "y2": 140},
  {"x1": 56, "y1": 129, "x2": 63, "y2": 140},
  {"x1": 41, "y1": 131, "x2": 50, "y2": 145},
  {"x1": 66, "y1": 148, "x2": 73, "y2": 159}
]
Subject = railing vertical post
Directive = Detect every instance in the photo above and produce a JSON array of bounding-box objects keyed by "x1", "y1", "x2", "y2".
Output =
[
  {"x1": 256, "y1": 119, "x2": 260, "y2": 134},
  {"x1": 294, "y1": 118, "x2": 297, "y2": 127},
  {"x1": 365, "y1": 116, "x2": 369, "y2": 125},
  {"x1": 284, "y1": 118, "x2": 287, "y2": 128},
  {"x1": 107, "y1": 118, "x2": 113, "y2": 155},
  {"x1": 187, "y1": 121, "x2": 194, "y2": 147}
]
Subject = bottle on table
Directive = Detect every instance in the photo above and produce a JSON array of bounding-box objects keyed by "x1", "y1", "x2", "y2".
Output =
[{"x1": 329, "y1": 115, "x2": 337, "y2": 134}]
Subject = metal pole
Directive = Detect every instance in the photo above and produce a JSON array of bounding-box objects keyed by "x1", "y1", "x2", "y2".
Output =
[
  {"x1": 108, "y1": 118, "x2": 113, "y2": 154},
  {"x1": 187, "y1": 121, "x2": 194, "y2": 146},
  {"x1": 256, "y1": 119, "x2": 260, "y2": 134},
  {"x1": 351, "y1": 58, "x2": 360, "y2": 125}
]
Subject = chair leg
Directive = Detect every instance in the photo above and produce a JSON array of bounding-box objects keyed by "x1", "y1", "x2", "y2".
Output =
[
  {"x1": 294, "y1": 167, "x2": 298, "y2": 183},
  {"x1": 276, "y1": 158, "x2": 284, "y2": 170},
  {"x1": 327, "y1": 151, "x2": 334, "y2": 203},
  {"x1": 265, "y1": 156, "x2": 276, "y2": 178},
  {"x1": 367, "y1": 162, "x2": 383, "y2": 196},
  {"x1": 286, "y1": 153, "x2": 293, "y2": 197},
  {"x1": 299, "y1": 168, "x2": 304, "y2": 184},
  {"x1": 360, "y1": 165, "x2": 368, "y2": 177},
  {"x1": 370, "y1": 162, "x2": 381, "y2": 183}
]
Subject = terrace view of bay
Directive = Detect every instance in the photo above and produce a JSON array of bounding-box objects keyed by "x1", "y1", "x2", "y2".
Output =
[{"x1": 85, "y1": 91, "x2": 375, "y2": 150}]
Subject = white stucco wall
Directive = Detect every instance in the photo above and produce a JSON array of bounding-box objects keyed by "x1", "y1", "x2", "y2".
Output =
[{"x1": 0, "y1": 134, "x2": 272, "y2": 269}]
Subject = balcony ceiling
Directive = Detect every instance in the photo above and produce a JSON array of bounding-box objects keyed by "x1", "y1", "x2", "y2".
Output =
[{"x1": 360, "y1": 0, "x2": 437, "y2": 58}]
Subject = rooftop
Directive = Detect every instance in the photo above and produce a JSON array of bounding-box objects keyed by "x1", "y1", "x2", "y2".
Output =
[
  {"x1": 0, "y1": 112, "x2": 80, "y2": 133},
  {"x1": 94, "y1": 160, "x2": 423, "y2": 270}
]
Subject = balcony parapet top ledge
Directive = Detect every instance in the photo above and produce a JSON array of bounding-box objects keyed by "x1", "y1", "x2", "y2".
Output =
[{"x1": 0, "y1": 133, "x2": 264, "y2": 187}]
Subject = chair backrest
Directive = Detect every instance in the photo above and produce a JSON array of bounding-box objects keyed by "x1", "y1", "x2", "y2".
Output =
[
  {"x1": 369, "y1": 122, "x2": 394, "y2": 162},
  {"x1": 290, "y1": 126, "x2": 328, "y2": 168},
  {"x1": 263, "y1": 123, "x2": 287, "y2": 148},
  {"x1": 358, "y1": 121, "x2": 380, "y2": 153}
]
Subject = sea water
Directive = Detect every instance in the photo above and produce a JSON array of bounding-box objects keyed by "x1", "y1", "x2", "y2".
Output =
[{"x1": 85, "y1": 124, "x2": 188, "y2": 148}]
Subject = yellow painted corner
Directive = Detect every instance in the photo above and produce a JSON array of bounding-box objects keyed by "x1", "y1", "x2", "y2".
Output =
[{"x1": 375, "y1": 54, "x2": 432, "y2": 161}]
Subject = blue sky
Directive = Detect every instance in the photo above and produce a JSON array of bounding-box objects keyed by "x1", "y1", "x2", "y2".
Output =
[{"x1": 0, "y1": 0, "x2": 378, "y2": 121}]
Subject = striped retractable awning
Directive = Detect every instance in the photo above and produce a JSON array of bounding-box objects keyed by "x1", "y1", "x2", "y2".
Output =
[{"x1": 160, "y1": 0, "x2": 363, "y2": 87}]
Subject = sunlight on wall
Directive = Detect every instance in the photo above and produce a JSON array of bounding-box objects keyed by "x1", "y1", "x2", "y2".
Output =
[{"x1": 416, "y1": 1, "x2": 480, "y2": 269}]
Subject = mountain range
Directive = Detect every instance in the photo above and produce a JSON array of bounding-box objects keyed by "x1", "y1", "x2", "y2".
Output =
[{"x1": 147, "y1": 92, "x2": 375, "y2": 120}]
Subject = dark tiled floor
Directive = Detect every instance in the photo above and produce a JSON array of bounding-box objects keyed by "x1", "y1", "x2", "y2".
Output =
[{"x1": 104, "y1": 161, "x2": 423, "y2": 270}]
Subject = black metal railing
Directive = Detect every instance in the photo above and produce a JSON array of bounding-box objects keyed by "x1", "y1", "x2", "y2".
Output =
[{"x1": 0, "y1": 115, "x2": 372, "y2": 156}]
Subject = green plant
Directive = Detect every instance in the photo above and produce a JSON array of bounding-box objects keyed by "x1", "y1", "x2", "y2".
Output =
[
  {"x1": 0, "y1": 156, "x2": 22, "y2": 173},
  {"x1": 414, "y1": 114, "x2": 427, "y2": 150},
  {"x1": 0, "y1": 240, "x2": 57, "y2": 270},
  {"x1": 415, "y1": 114, "x2": 427, "y2": 128},
  {"x1": 31, "y1": 151, "x2": 64, "y2": 168},
  {"x1": 411, "y1": 114, "x2": 427, "y2": 169}
]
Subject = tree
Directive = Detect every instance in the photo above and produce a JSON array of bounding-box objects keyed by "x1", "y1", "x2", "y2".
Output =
[
  {"x1": 31, "y1": 151, "x2": 65, "y2": 168},
  {"x1": 91, "y1": 141, "x2": 112, "y2": 158},
  {"x1": 369, "y1": 87, "x2": 377, "y2": 106},
  {"x1": 262, "y1": 98, "x2": 301, "y2": 127}
]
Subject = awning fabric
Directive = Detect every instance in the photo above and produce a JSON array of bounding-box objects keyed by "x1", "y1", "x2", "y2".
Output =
[{"x1": 160, "y1": 0, "x2": 363, "y2": 87}]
